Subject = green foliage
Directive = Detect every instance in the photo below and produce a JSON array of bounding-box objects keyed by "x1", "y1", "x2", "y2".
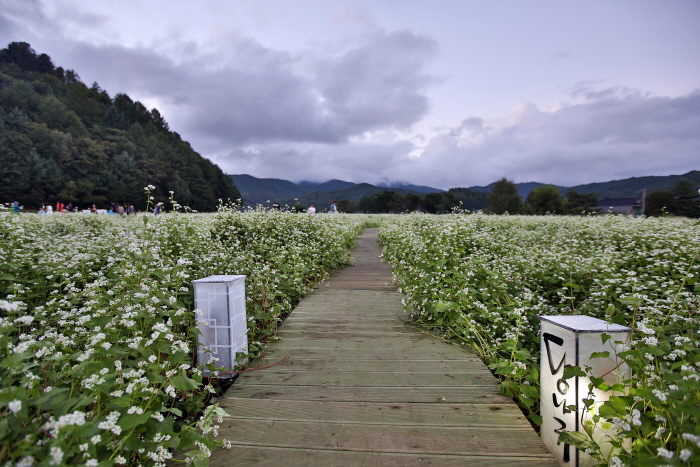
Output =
[
  {"x1": 447, "y1": 187, "x2": 490, "y2": 211},
  {"x1": 486, "y1": 178, "x2": 522, "y2": 214},
  {"x1": 646, "y1": 180, "x2": 700, "y2": 218},
  {"x1": 379, "y1": 214, "x2": 700, "y2": 464},
  {"x1": 0, "y1": 204, "x2": 363, "y2": 465},
  {"x1": 565, "y1": 188, "x2": 598, "y2": 214},
  {"x1": 357, "y1": 190, "x2": 456, "y2": 213},
  {"x1": 525, "y1": 184, "x2": 564, "y2": 214},
  {"x1": 0, "y1": 42, "x2": 241, "y2": 211}
]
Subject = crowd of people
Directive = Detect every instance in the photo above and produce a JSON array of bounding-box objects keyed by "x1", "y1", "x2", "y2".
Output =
[{"x1": 10, "y1": 201, "x2": 141, "y2": 215}]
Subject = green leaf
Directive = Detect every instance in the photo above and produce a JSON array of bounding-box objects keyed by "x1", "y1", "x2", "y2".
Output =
[
  {"x1": 589, "y1": 351, "x2": 610, "y2": 359},
  {"x1": 520, "y1": 384, "x2": 539, "y2": 399},
  {"x1": 170, "y1": 374, "x2": 200, "y2": 391},
  {"x1": 120, "y1": 412, "x2": 152, "y2": 430},
  {"x1": 563, "y1": 365, "x2": 586, "y2": 379}
]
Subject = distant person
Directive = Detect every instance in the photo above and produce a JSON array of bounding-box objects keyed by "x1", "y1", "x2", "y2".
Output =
[
  {"x1": 330, "y1": 201, "x2": 338, "y2": 214},
  {"x1": 12, "y1": 201, "x2": 21, "y2": 214},
  {"x1": 56, "y1": 201, "x2": 64, "y2": 213},
  {"x1": 90, "y1": 204, "x2": 97, "y2": 214},
  {"x1": 307, "y1": 204, "x2": 316, "y2": 215},
  {"x1": 116, "y1": 204, "x2": 125, "y2": 215},
  {"x1": 45, "y1": 204, "x2": 53, "y2": 215},
  {"x1": 128, "y1": 204, "x2": 135, "y2": 215},
  {"x1": 66, "y1": 203, "x2": 74, "y2": 213}
]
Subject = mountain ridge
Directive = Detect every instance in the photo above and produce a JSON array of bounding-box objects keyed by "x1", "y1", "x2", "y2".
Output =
[{"x1": 230, "y1": 171, "x2": 700, "y2": 207}]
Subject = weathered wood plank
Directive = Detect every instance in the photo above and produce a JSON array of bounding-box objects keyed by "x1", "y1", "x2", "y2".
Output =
[
  {"x1": 253, "y1": 347, "x2": 472, "y2": 360},
  {"x1": 254, "y1": 357, "x2": 488, "y2": 372},
  {"x1": 219, "y1": 399, "x2": 531, "y2": 427},
  {"x1": 268, "y1": 336, "x2": 465, "y2": 350},
  {"x1": 226, "y1": 384, "x2": 509, "y2": 403},
  {"x1": 236, "y1": 370, "x2": 496, "y2": 387},
  {"x1": 215, "y1": 419, "x2": 552, "y2": 457},
  {"x1": 209, "y1": 446, "x2": 557, "y2": 467}
]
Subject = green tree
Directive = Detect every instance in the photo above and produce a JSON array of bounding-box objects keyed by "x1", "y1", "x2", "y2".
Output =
[
  {"x1": 670, "y1": 180, "x2": 700, "y2": 217},
  {"x1": 645, "y1": 190, "x2": 672, "y2": 217},
  {"x1": 486, "y1": 178, "x2": 522, "y2": 214},
  {"x1": 564, "y1": 189, "x2": 598, "y2": 214},
  {"x1": 337, "y1": 199, "x2": 356, "y2": 213},
  {"x1": 525, "y1": 184, "x2": 564, "y2": 215}
]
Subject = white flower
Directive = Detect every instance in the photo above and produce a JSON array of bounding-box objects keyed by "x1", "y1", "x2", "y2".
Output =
[
  {"x1": 680, "y1": 449, "x2": 692, "y2": 462},
  {"x1": 49, "y1": 446, "x2": 64, "y2": 466},
  {"x1": 14, "y1": 315, "x2": 34, "y2": 325},
  {"x1": 8, "y1": 399, "x2": 21, "y2": 414},
  {"x1": 657, "y1": 447, "x2": 674, "y2": 459},
  {"x1": 652, "y1": 389, "x2": 668, "y2": 402},
  {"x1": 682, "y1": 433, "x2": 700, "y2": 448}
]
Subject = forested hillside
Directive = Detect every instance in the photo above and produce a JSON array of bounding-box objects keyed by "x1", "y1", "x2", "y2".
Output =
[{"x1": 0, "y1": 42, "x2": 241, "y2": 211}]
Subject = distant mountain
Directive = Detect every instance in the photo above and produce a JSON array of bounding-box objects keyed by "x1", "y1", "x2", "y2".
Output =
[
  {"x1": 231, "y1": 171, "x2": 700, "y2": 208},
  {"x1": 297, "y1": 183, "x2": 432, "y2": 211},
  {"x1": 229, "y1": 174, "x2": 432, "y2": 207},
  {"x1": 377, "y1": 182, "x2": 444, "y2": 194},
  {"x1": 569, "y1": 171, "x2": 700, "y2": 199},
  {"x1": 229, "y1": 174, "x2": 307, "y2": 201},
  {"x1": 468, "y1": 182, "x2": 550, "y2": 198},
  {"x1": 466, "y1": 171, "x2": 700, "y2": 199},
  {"x1": 312, "y1": 179, "x2": 357, "y2": 192}
]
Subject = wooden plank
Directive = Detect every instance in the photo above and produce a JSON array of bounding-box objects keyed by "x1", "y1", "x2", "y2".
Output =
[
  {"x1": 236, "y1": 370, "x2": 497, "y2": 387},
  {"x1": 254, "y1": 357, "x2": 488, "y2": 372},
  {"x1": 215, "y1": 419, "x2": 553, "y2": 457},
  {"x1": 208, "y1": 446, "x2": 559, "y2": 467},
  {"x1": 267, "y1": 338, "x2": 465, "y2": 351},
  {"x1": 219, "y1": 399, "x2": 531, "y2": 427},
  {"x1": 226, "y1": 384, "x2": 509, "y2": 403},
  {"x1": 276, "y1": 328, "x2": 419, "y2": 337},
  {"x1": 252, "y1": 348, "x2": 472, "y2": 361}
]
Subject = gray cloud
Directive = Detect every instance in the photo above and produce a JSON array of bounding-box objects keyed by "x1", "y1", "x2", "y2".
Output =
[
  {"x1": 1, "y1": 3, "x2": 697, "y2": 190},
  {"x1": 54, "y1": 29, "x2": 437, "y2": 149},
  {"x1": 213, "y1": 87, "x2": 700, "y2": 190},
  {"x1": 398, "y1": 87, "x2": 700, "y2": 188}
]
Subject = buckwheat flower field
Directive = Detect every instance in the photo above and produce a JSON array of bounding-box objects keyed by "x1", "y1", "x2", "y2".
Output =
[
  {"x1": 379, "y1": 213, "x2": 700, "y2": 465},
  {"x1": 0, "y1": 206, "x2": 362, "y2": 466}
]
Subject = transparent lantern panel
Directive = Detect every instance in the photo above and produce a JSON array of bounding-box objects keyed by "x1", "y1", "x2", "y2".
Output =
[
  {"x1": 193, "y1": 275, "x2": 247, "y2": 378},
  {"x1": 539, "y1": 315, "x2": 630, "y2": 467}
]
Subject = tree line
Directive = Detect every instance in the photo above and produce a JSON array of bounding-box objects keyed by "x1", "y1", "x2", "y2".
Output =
[
  {"x1": 339, "y1": 178, "x2": 699, "y2": 217},
  {"x1": 0, "y1": 42, "x2": 241, "y2": 212},
  {"x1": 486, "y1": 178, "x2": 699, "y2": 217}
]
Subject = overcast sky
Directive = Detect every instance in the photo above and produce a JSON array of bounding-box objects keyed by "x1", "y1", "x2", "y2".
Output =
[{"x1": 2, "y1": 0, "x2": 699, "y2": 189}]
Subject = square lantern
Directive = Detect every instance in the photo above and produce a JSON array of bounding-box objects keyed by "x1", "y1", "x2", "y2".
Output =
[
  {"x1": 193, "y1": 275, "x2": 248, "y2": 378},
  {"x1": 539, "y1": 315, "x2": 631, "y2": 467}
]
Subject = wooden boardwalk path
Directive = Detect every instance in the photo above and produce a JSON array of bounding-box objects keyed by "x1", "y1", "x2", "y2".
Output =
[{"x1": 211, "y1": 229, "x2": 557, "y2": 466}]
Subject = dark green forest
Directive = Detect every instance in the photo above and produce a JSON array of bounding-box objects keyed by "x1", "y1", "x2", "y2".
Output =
[{"x1": 0, "y1": 42, "x2": 241, "y2": 212}]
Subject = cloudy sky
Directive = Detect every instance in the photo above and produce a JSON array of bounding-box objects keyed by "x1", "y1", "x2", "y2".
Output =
[{"x1": 2, "y1": 0, "x2": 699, "y2": 189}]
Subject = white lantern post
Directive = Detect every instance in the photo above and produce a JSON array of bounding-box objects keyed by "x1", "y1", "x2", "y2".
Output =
[
  {"x1": 539, "y1": 315, "x2": 631, "y2": 467},
  {"x1": 193, "y1": 275, "x2": 248, "y2": 378}
]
